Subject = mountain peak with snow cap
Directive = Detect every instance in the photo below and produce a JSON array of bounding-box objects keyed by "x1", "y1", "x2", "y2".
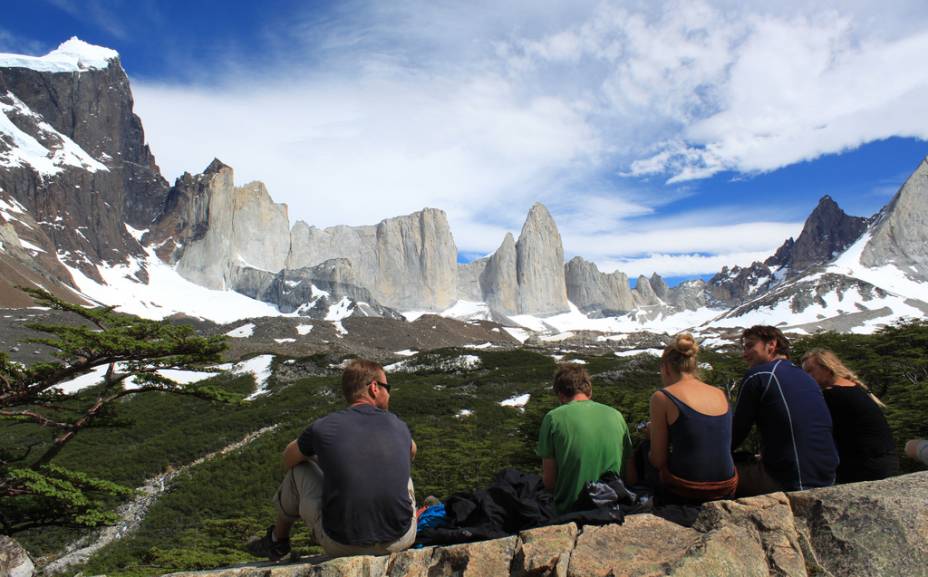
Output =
[{"x1": 0, "y1": 37, "x2": 118, "y2": 73}]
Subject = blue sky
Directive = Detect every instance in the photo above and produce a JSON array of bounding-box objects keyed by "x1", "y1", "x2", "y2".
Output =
[{"x1": 5, "y1": 0, "x2": 928, "y2": 284}]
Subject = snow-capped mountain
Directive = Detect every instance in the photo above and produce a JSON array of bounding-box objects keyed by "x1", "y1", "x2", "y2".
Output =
[{"x1": 0, "y1": 39, "x2": 925, "y2": 336}]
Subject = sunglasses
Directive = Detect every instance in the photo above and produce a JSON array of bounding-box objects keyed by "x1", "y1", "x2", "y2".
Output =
[{"x1": 372, "y1": 380, "x2": 391, "y2": 393}]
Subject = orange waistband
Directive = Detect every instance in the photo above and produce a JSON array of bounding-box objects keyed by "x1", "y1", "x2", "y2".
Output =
[{"x1": 660, "y1": 469, "x2": 739, "y2": 500}]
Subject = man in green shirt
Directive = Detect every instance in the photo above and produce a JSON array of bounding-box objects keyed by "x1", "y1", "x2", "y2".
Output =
[{"x1": 537, "y1": 364, "x2": 634, "y2": 513}]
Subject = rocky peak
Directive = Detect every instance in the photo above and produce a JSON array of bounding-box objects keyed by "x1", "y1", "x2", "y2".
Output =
[
  {"x1": 650, "y1": 273, "x2": 669, "y2": 300},
  {"x1": 0, "y1": 39, "x2": 168, "y2": 289},
  {"x1": 861, "y1": 157, "x2": 928, "y2": 277},
  {"x1": 706, "y1": 261, "x2": 774, "y2": 307},
  {"x1": 481, "y1": 233, "x2": 519, "y2": 315},
  {"x1": 767, "y1": 195, "x2": 867, "y2": 273},
  {"x1": 633, "y1": 275, "x2": 662, "y2": 306},
  {"x1": 515, "y1": 203, "x2": 569, "y2": 315},
  {"x1": 153, "y1": 161, "x2": 290, "y2": 290},
  {"x1": 564, "y1": 256, "x2": 636, "y2": 316}
]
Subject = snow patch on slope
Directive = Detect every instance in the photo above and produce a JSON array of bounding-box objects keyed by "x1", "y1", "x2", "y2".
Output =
[
  {"x1": 59, "y1": 246, "x2": 282, "y2": 323},
  {"x1": 830, "y1": 231, "x2": 928, "y2": 302},
  {"x1": 0, "y1": 92, "x2": 108, "y2": 176},
  {"x1": 54, "y1": 364, "x2": 220, "y2": 395}
]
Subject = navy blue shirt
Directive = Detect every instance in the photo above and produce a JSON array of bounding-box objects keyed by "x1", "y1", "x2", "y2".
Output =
[
  {"x1": 732, "y1": 359, "x2": 839, "y2": 490},
  {"x1": 298, "y1": 404, "x2": 413, "y2": 545}
]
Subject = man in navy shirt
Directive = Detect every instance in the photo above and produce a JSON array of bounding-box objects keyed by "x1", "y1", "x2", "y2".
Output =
[
  {"x1": 732, "y1": 326, "x2": 838, "y2": 496},
  {"x1": 247, "y1": 359, "x2": 417, "y2": 560}
]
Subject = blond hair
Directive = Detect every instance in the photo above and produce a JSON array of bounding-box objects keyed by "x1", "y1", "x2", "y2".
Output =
[
  {"x1": 801, "y1": 348, "x2": 886, "y2": 408},
  {"x1": 662, "y1": 332, "x2": 699, "y2": 375}
]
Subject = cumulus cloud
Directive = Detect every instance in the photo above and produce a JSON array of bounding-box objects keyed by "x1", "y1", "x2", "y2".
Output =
[{"x1": 131, "y1": 0, "x2": 927, "y2": 278}]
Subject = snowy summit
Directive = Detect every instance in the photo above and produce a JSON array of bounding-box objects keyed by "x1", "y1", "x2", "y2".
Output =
[{"x1": 0, "y1": 37, "x2": 118, "y2": 72}]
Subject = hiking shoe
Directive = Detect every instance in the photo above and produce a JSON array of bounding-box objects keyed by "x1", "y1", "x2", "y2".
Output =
[{"x1": 246, "y1": 525, "x2": 291, "y2": 561}]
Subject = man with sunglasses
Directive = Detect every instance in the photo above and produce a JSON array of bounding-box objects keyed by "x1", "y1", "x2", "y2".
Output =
[{"x1": 247, "y1": 359, "x2": 417, "y2": 559}]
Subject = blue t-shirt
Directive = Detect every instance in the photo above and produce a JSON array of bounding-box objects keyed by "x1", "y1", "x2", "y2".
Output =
[
  {"x1": 732, "y1": 359, "x2": 839, "y2": 490},
  {"x1": 298, "y1": 404, "x2": 413, "y2": 545}
]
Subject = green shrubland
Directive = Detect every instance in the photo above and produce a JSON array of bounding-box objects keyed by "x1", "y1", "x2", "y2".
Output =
[{"x1": 1, "y1": 320, "x2": 925, "y2": 577}]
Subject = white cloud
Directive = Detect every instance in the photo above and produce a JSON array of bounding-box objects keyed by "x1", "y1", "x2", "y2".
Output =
[{"x1": 132, "y1": 0, "x2": 927, "y2": 272}]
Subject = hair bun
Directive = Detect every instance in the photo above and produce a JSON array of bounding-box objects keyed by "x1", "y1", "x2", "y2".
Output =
[{"x1": 673, "y1": 333, "x2": 698, "y2": 358}]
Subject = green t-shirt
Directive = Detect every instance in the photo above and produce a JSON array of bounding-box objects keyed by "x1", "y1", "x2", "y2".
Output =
[{"x1": 536, "y1": 400, "x2": 633, "y2": 514}]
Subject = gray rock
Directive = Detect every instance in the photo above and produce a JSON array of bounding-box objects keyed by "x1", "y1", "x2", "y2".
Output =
[
  {"x1": 861, "y1": 157, "x2": 928, "y2": 278},
  {"x1": 480, "y1": 233, "x2": 519, "y2": 315},
  {"x1": 516, "y1": 203, "x2": 569, "y2": 315},
  {"x1": 229, "y1": 260, "x2": 401, "y2": 319},
  {"x1": 287, "y1": 208, "x2": 458, "y2": 311},
  {"x1": 564, "y1": 256, "x2": 635, "y2": 315},
  {"x1": 0, "y1": 536, "x2": 33, "y2": 577},
  {"x1": 632, "y1": 275, "x2": 662, "y2": 307},
  {"x1": 165, "y1": 162, "x2": 290, "y2": 290},
  {"x1": 650, "y1": 273, "x2": 670, "y2": 301},
  {"x1": 788, "y1": 471, "x2": 928, "y2": 577},
  {"x1": 456, "y1": 259, "x2": 487, "y2": 302},
  {"x1": 667, "y1": 279, "x2": 707, "y2": 311},
  {"x1": 706, "y1": 262, "x2": 775, "y2": 307}
]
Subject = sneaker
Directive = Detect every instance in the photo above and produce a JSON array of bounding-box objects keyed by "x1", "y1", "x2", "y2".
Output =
[{"x1": 246, "y1": 525, "x2": 291, "y2": 561}]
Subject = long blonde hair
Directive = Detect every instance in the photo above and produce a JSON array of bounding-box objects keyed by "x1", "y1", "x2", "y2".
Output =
[{"x1": 801, "y1": 348, "x2": 886, "y2": 408}]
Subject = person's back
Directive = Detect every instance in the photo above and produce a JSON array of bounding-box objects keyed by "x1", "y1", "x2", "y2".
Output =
[
  {"x1": 661, "y1": 384, "x2": 734, "y2": 483},
  {"x1": 647, "y1": 333, "x2": 737, "y2": 502},
  {"x1": 538, "y1": 399, "x2": 631, "y2": 513},
  {"x1": 537, "y1": 364, "x2": 632, "y2": 514},
  {"x1": 823, "y1": 385, "x2": 898, "y2": 481},
  {"x1": 734, "y1": 359, "x2": 838, "y2": 489},
  {"x1": 300, "y1": 404, "x2": 413, "y2": 545}
]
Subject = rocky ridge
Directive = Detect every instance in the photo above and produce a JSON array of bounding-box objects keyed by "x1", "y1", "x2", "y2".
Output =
[
  {"x1": 132, "y1": 471, "x2": 928, "y2": 577},
  {"x1": 0, "y1": 38, "x2": 169, "y2": 290},
  {"x1": 1, "y1": 39, "x2": 927, "y2": 334}
]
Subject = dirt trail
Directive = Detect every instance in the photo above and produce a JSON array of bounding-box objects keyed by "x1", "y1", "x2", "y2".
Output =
[{"x1": 41, "y1": 425, "x2": 277, "y2": 576}]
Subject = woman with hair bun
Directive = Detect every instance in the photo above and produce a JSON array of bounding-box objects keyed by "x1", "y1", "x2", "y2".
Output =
[
  {"x1": 646, "y1": 333, "x2": 738, "y2": 502},
  {"x1": 801, "y1": 348, "x2": 899, "y2": 482}
]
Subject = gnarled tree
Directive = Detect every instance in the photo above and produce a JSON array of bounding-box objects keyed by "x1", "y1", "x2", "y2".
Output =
[{"x1": 0, "y1": 288, "x2": 230, "y2": 534}]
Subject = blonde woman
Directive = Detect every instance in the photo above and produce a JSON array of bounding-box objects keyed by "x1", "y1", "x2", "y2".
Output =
[
  {"x1": 647, "y1": 333, "x2": 737, "y2": 502},
  {"x1": 801, "y1": 348, "x2": 899, "y2": 482}
]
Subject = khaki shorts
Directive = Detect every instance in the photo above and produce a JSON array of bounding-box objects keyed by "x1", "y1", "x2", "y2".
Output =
[{"x1": 275, "y1": 460, "x2": 417, "y2": 557}]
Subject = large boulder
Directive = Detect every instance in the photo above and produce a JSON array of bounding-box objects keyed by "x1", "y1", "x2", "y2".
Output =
[
  {"x1": 159, "y1": 444, "x2": 927, "y2": 577},
  {"x1": 0, "y1": 536, "x2": 34, "y2": 577},
  {"x1": 787, "y1": 471, "x2": 928, "y2": 577}
]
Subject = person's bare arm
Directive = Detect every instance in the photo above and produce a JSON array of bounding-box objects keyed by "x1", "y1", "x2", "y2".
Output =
[
  {"x1": 411, "y1": 439, "x2": 418, "y2": 461},
  {"x1": 283, "y1": 439, "x2": 309, "y2": 469},
  {"x1": 542, "y1": 458, "x2": 557, "y2": 491},
  {"x1": 648, "y1": 392, "x2": 669, "y2": 472}
]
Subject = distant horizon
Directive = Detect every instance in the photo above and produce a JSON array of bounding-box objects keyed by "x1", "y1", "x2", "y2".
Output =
[{"x1": 5, "y1": 0, "x2": 928, "y2": 280}]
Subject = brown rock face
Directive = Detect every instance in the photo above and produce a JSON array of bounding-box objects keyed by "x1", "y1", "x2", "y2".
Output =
[{"x1": 767, "y1": 195, "x2": 868, "y2": 274}]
